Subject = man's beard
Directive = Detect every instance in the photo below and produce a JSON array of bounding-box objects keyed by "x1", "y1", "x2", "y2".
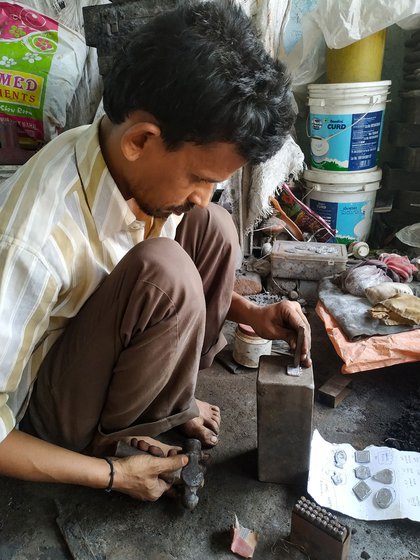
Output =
[{"x1": 138, "y1": 200, "x2": 196, "y2": 219}]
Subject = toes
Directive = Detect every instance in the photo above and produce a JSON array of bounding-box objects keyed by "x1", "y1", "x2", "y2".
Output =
[
  {"x1": 168, "y1": 448, "x2": 179, "y2": 457},
  {"x1": 132, "y1": 438, "x2": 165, "y2": 457},
  {"x1": 203, "y1": 416, "x2": 220, "y2": 435},
  {"x1": 202, "y1": 428, "x2": 218, "y2": 448},
  {"x1": 148, "y1": 444, "x2": 165, "y2": 457}
]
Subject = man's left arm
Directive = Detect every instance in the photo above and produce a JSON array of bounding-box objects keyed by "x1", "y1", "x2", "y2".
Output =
[{"x1": 226, "y1": 291, "x2": 312, "y2": 367}]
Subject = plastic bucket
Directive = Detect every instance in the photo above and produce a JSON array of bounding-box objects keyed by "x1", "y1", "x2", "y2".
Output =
[
  {"x1": 308, "y1": 80, "x2": 391, "y2": 172},
  {"x1": 326, "y1": 30, "x2": 386, "y2": 83},
  {"x1": 303, "y1": 168, "x2": 382, "y2": 244}
]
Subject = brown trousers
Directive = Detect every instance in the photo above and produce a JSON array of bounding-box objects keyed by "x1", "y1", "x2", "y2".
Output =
[{"x1": 24, "y1": 203, "x2": 238, "y2": 452}]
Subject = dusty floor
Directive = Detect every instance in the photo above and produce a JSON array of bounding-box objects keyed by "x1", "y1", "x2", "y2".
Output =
[{"x1": 0, "y1": 309, "x2": 419, "y2": 560}]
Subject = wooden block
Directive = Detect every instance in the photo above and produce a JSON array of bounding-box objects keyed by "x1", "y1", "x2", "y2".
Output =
[
  {"x1": 318, "y1": 375, "x2": 352, "y2": 408},
  {"x1": 290, "y1": 511, "x2": 351, "y2": 560}
]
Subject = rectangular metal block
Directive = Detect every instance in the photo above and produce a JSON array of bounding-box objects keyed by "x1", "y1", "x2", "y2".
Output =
[
  {"x1": 382, "y1": 163, "x2": 420, "y2": 191},
  {"x1": 399, "y1": 146, "x2": 420, "y2": 173},
  {"x1": 395, "y1": 190, "x2": 420, "y2": 215},
  {"x1": 257, "y1": 355, "x2": 314, "y2": 485},
  {"x1": 401, "y1": 96, "x2": 420, "y2": 124},
  {"x1": 389, "y1": 122, "x2": 420, "y2": 147}
]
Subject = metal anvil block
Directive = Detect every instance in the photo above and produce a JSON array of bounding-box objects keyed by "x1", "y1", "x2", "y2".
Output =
[{"x1": 257, "y1": 355, "x2": 314, "y2": 485}]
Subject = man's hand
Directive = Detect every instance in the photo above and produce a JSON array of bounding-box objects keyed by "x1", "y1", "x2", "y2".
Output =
[
  {"x1": 0, "y1": 429, "x2": 188, "y2": 504},
  {"x1": 112, "y1": 453, "x2": 188, "y2": 501},
  {"x1": 227, "y1": 293, "x2": 311, "y2": 368},
  {"x1": 249, "y1": 300, "x2": 311, "y2": 368}
]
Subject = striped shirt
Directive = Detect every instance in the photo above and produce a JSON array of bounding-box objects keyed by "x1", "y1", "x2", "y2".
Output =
[{"x1": 0, "y1": 119, "x2": 182, "y2": 442}]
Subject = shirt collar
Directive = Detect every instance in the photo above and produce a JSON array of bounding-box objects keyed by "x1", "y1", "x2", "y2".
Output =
[{"x1": 74, "y1": 118, "x2": 137, "y2": 241}]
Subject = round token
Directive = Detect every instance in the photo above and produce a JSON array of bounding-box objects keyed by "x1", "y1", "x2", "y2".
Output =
[{"x1": 374, "y1": 488, "x2": 395, "y2": 509}]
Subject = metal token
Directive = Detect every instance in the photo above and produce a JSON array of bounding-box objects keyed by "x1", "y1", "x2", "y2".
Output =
[
  {"x1": 331, "y1": 472, "x2": 344, "y2": 485},
  {"x1": 352, "y1": 480, "x2": 372, "y2": 501},
  {"x1": 334, "y1": 449, "x2": 347, "y2": 468},
  {"x1": 374, "y1": 487, "x2": 395, "y2": 509},
  {"x1": 286, "y1": 364, "x2": 302, "y2": 377},
  {"x1": 354, "y1": 465, "x2": 371, "y2": 480},
  {"x1": 355, "y1": 450, "x2": 370, "y2": 463},
  {"x1": 372, "y1": 469, "x2": 394, "y2": 485}
]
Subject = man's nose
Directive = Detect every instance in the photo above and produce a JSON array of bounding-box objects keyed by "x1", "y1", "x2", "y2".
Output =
[{"x1": 188, "y1": 186, "x2": 214, "y2": 208}]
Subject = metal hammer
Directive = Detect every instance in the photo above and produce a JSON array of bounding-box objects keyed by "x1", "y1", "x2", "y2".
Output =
[{"x1": 115, "y1": 437, "x2": 205, "y2": 510}]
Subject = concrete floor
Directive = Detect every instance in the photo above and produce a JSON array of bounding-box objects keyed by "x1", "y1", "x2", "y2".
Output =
[{"x1": 0, "y1": 310, "x2": 419, "y2": 560}]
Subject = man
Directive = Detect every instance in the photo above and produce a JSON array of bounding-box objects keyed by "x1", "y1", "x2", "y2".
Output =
[{"x1": 0, "y1": 0, "x2": 311, "y2": 502}]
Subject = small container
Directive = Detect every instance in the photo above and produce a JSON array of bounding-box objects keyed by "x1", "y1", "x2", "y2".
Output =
[
  {"x1": 348, "y1": 241, "x2": 369, "y2": 259},
  {"x1": 232, "y1": 324, "x2": 272, "y2": 368}
]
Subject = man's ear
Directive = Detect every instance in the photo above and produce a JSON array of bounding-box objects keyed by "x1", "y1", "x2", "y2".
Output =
[{"x1": 121, "y1": 122, "x2": 161, "y2": 161}]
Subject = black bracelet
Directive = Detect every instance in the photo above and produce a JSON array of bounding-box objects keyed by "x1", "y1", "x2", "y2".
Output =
[{"x1": 104, "y1": 457, "x2": 114, "y2": 493}]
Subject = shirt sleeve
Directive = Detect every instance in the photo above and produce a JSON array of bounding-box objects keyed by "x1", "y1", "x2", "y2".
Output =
[{"x1": 0, "y1": 240, "x2": 59, "y2": 441}]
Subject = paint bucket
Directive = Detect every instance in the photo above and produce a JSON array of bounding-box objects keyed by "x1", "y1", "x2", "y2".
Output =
[
  {"x1": 232, "y1": 324, "x2": 272, "y2": 368},
  {"x1": 308, "y1": 80, "x2": 391, "y2": 172},
  {"x1": 303, "y1": 168, "x2": 382, "y2": 244}
]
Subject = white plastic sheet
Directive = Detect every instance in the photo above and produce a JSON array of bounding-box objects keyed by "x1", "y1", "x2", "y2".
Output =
[
  {"x1": 313, "y1": 0, "x2": 420, "y2": 48},
  {"x1": 285, "y1": 0, "x2": 420, "y2": 89}
]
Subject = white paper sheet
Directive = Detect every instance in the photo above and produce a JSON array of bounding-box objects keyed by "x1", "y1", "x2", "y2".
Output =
[{"x1": 308, "y1": 430, "x2": 420, "y2": 521}]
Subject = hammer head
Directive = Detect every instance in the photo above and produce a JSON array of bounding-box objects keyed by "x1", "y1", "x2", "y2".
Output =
[{"x1": 181, "y1": 438, "x2": 206, "y2": 510}]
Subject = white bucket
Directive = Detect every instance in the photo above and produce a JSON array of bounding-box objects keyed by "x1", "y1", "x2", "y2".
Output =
[
  {"x1": 303, "y1": 168, "x2": 382, "y2": 244},
  {"x1": 308, "y1": 80, "x2": 391, "y2": 172}
]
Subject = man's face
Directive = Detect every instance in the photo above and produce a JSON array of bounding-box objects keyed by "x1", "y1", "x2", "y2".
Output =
[{"x1": 123, "y1": 136, "x2": 246, "y2": 219}]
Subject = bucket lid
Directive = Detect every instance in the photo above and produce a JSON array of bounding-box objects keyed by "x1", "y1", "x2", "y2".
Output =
[
  {"x1": 303, "y1": 168, "x2": 382, "y2": 184},
  {"x1": 308, "y1": 80, "x2": 391, "y2": 104},
  {"x1": 308, "y1": 80, "x2": 391, "y2": 92}
]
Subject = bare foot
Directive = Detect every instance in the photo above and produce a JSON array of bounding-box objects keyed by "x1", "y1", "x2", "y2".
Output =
[
  {"x1": 88, "y1": 432, "x2": 181, "y2": 458},
  {"x1": 123, "y1": 436, "x2": 181, "y2": 457},
  {"x1": 180, "y1": 399, "x2": 221, "y2": 448}
]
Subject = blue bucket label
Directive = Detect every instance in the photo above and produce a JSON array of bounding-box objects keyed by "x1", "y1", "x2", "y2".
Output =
[
  {"x1": 309, "y1": 198, "x2": 374, "y2": 244},
  {"x1": 310, "y1": 110, "x2": 384, "y2": 171}
]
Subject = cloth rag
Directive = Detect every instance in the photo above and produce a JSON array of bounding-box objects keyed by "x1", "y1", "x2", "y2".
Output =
[
  {"x1": 379, "y1": 253, "x2": 417, "y2": 282},
  {"x1": 371, "y1": 294, "x2": 420, "y2": 326}
]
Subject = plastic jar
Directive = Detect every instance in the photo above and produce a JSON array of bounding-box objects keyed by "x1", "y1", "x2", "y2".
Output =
[{"x1": 232, "y1": 324, "x2": 272, "y2": 368}]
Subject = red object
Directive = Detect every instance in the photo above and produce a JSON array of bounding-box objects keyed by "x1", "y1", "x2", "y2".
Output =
[{"x1": 237, "y1": 324, "x2": 258, "y2": 337}]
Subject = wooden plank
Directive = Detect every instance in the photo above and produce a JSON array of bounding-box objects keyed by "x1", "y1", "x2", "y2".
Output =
[{"x1": 318, "y1": 375, "x2": 352, "y2": 408}]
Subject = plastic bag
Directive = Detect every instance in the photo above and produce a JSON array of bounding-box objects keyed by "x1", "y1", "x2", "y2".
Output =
[
  {"x1": 277, "y1": 183, "x2": 336, "y2": 243},
  {"x1": 0, "y1": 1, "x2": 87, "y2": 145},
  {"x1": 342, "y1": 265, "x2": 389, "y2": 297}
]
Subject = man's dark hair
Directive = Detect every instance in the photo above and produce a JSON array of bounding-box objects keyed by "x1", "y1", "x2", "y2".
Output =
[{"x1": 103, "y1": 0, "x2": 295, "y2": 164}]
